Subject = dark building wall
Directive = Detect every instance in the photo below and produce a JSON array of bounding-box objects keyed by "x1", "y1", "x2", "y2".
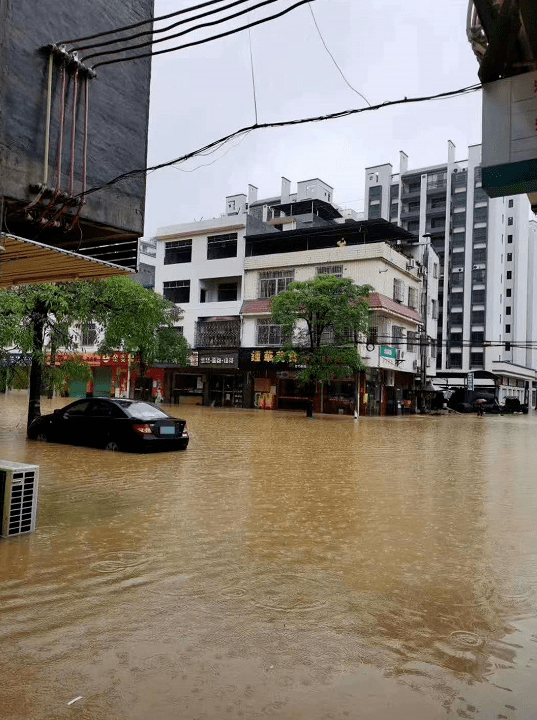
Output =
[{"x1": 0, "y1": 0, "x2": 154, "y2": 261}]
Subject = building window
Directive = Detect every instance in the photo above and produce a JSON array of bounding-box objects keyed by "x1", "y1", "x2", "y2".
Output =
[
  {"x1": 508, "y1": 234, "x2": 513, "y2": 243},
  {"x1": 431, "y1": 299, "x2": 439, "y2": 319},
  {"x1": 506, "y1": 288, "x2": 512, "y2": 298},
  {"x1": 259, "y1": 269, "x2": 295, "y2": 298},
  {"x1": 369, "y1": 204, "x2": 381, "y2": 218},
  {"x1": 473, "y1": 248, "x2": 487, "y2": 263},
  {"x1": 508, "y1": 217, "x2": 513, "y2": 226},
  {"x1": 471, "y1": 330, "x2": 484, "y2": 344},
  {"x1": 406, "y1": 331, "x2": 418, "y2": 352},
  {"x1": 505, "y1": 342, "x2": 512, "y2": 351},
  {"x1": 427, "y1": 171, "x2": 447, "y2": 189},
  {"x1": 472, "y1": 289, "x2": 486, "y2": 304},
  {"x1": 507, "y1": 270, "x2": 512, "y2": 279},
  {"x1": 207, "y1": 233, "x2": 238, "y2": 260},
  {"x1": 508, "y1": 199, "x2": 514, "y2": 208},
  {"x1": 81, "y1": 323, "x2": 97, "y2": 346},
  {"x1": 316, "y1": 265, "x2": 343, "y2": 278},
  {"x1": 471, "y1": 310, "x2": 485, "y2": 324},
  {"x1": 408, "y1": 286, "x2": 418, "y2": 310},
  {"x1": 217, "y1": 283, "x2": 238, "y2": 302},
  {"x1": 392, "y1": 325, "x2": 404, "y2": 346},
  {"x1": 507, "y1": 253, "x2": 513, "y2": 262},
  {"x1": 433, "y1": 263, "x2": 438, "y2": 278},
  {"x1": 164, "y1": 239, "x2": 192, "y2": 265},
  {"x1": 505, "y1": 324, "x2": 511, "y2": 333},
  {"x1": 256, "y1": 319, "x2": 284, "y2": 346},
  {"x1": 471, "y1": 352, "x2": 484, "y2": 367},
  {"x1": 451, "y1": 270, "x2": 464, "y2": 286},
  {"x1": 430, "y1": 216, "x2": 445, "y2": 229},
  {"x1": 163, "y1": 280, "x2": 190, "y2": 304},
  {"x1": 506, "y1": 306, "x2": 512, "y2": 315},
  {"x1": 367, "y1": 326, "x2": 378, "y2": 345},
  {"x1": 393, "y1": 278, "x2": 405, "y2": 303},
  {"x1": 450, "y1": 354, "x2": 463, "y2": 368}
]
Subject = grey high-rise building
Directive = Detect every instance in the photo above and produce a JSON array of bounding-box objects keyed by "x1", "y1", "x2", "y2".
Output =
[{"x1": 365, "y1": 142, "x2": 537, "y2": 406}]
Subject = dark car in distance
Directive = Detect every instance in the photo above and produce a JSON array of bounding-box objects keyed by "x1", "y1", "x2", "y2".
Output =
[{"x1": 28, "y1": 398, "x2": 189, "y2": 452}]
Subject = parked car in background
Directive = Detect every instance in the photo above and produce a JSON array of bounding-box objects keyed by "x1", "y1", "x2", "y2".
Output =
[{"x1": 28, "y1": 398, "x2": 189, "y2": 452}]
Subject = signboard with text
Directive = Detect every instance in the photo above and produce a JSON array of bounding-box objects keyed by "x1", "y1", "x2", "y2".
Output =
[
  {"x1": 380, "y1": 346, "x2": 397, "y2": 360},
  {"x1": 197, "y1": 351, "x2": 238, "y2": 369}
]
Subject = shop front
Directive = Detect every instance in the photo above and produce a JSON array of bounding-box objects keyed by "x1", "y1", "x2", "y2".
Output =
[{"x1": 54, "y1": 352, "x2": 132, "y2": 398}]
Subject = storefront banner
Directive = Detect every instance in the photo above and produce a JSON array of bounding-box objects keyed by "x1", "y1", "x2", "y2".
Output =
[
  {"x1": 52, "y1": 352, "x2": 132, "y2": 368},
  {"x1": 0, "y1": 353, "x2": 32, "y2": 367},
  {"x1": 380, "y1": 346, "x2": 397, "y2": 360},
  {"x1": 198, "y1": 351, "x2": 238, "y2": 369}
]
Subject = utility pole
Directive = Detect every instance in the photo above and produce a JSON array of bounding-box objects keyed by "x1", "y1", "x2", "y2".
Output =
[{"x1": 420, "y1": 235, "x2": 431, "y2": 413}]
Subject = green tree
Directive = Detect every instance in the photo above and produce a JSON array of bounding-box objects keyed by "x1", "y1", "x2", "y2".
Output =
[
  {"x1": 0, "y1": 282, "x2": 98, "y2": 429},
  {"x1": 0, "y1": 277, "x2": 189, "y2": 430},
  {"x1": 270, "y1": 274, "x2": 372, "y2": 417},
  {"x1": 94, "y1": 276, "x2": 190, "y2": 399}
]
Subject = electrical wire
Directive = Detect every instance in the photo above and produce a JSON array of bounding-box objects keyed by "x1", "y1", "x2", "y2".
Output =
[
  {"x1": 307, "y1": 2, "x2": 371, "y2": 107},
  {"x1": 248, "y1": 27, "x2": 259, "y2": 124},
  {"x1": 169, "y1": 129, "x2": 252, "y2": 172},
  {"x1": 82, "y1": 0, "x2": 288, "y2": 63},
  {"x1": 58, "y1": 0, "x2": 239, "y2": 45},
  {"x1": 72, "y1": 0, "x2": 272, "y2": 53},
  {"x1": 91, "y1": 0, "x2": 315, "y2": 68},
  {"x1": 76, "y1": 82, "x2": 481, "y2": 200}
]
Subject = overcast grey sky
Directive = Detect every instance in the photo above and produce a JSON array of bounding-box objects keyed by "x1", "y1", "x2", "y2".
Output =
[{"x1": 144, "y1": 0, "x2": 481, "y2": 232}]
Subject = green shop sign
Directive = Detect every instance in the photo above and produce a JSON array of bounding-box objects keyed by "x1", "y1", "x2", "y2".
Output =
[{"x1": 380, "y1": 346, "x2": 397, "y2": 359}]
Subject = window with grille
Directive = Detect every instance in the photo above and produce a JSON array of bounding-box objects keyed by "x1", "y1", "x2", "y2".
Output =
[
  {"x1": 392, "y1": 325, "x2": 404, "y2": 345},
  {"x1": 196, "y1": 319, "x2": 240, "y2": 347},
  {"x1": 81, "y1": 323, "x2": 97, "y2": 346},
  {"x1": 471, "y1": 352, "x2": 484, "y2": 367},
  {"x1": 472, "y1": 289, "x2": 485, "y2": 304},
  {"x1": 451, "y1": 271, "x2": 464, "y2": 286},
  {"x1": 164, "y1": 239, "x2": 192, "y2": 264},
  {"x1": 471, "y1": 310, "x2": 485, "y2": 324},
  {"x1": 505, "y1": 324, "x2": 511, "y2": 333},
  {"x1": 163, "y1": 280, "x2": 190, "y2": 304},
  {"x1": 473, "y1": 227, "x2": 487, "y2": 242},
  {"x1": 507, "y1": 253, "x2": 513, "y2": 262},
  {"x1": 473, "y1": 269, "x2": 486, "y2": 283},
  {"x1": 427, "y1": 171, "x2": 447, "y2": 189},
  {"x1": 473, "y1": 248, "x2": 487, "y2": 263},
  {"x1": 406, "y1": 331, "x2": 418, "y2": 352},
  {"x1": 474, "y1": 206, "x2": 488, "y2": 222},
  {"x1": 316, "y1": 265, "x2": 343, "y2": 278},
  {"x1": 256, "y1": 319, "x2": 284, "y2": 346},
  {"x1": 450, "y1": 354, "x2": 463, "y2": 368},
  {"x1": 507, "y1": 234, "x2": 513, "y2": 244},
  {"x1": 474, "y1": 167, "x2": 482, "y2": 185},
  {"x1": 408, "y1": 287, "x2": 418, "y2": 309},
  {"x1": 367, "y1": 326, "x2": 378, "y2": 345},
  {"x1": 207, "y1": 233, "x2": 238, "y2": 260},
  {"x1": 507, "y1": 271, "x2": 512, "y2": 279},
  {"x1": 508, "y1": 199, "x2": 514, "y2": 208},
  {"x1": 471, "y1": 331, "x2": 484, "y2": 344},
  {"x1": 507, "y1": 217, "x2": 513, "y2": 226},
  {"x1": 506, "y1": 288, "x2": 512, "y2": 298},
  {"x1": 393, "y1": 278, "x2": 405, "y2": 303},
  {"x1": 450, "y1": 313, "x2": 463, "y2": 325},
  {"x1": 506, "y1": 306, "x2": 512, "y2": 316},
  {"x1": 259, "y1": 269, "x2": 295, "y2": 298}
]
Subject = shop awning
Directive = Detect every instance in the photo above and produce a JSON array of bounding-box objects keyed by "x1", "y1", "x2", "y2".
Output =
[{"x1": 0, "y1": 232, "x2": 132, "y2": 288}]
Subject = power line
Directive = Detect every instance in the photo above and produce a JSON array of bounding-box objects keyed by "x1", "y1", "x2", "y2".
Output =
[
  {"x1": 248, "y1": 27, "x2": 259, "y2": 124},
  {"x1": 92, "y1": 0, "x2": 315, "y2": 68},
  {"x1": 71, "y1": 0, "x2": 260, "y2": 52},
  {"x1": 76, "y1": 82, "x2": 481, "y2": 199},
  {"x1": 82, "y1": 0, "x2": 288, "y2": 63},
  {"x1": 307, "y1": 2, "x2": 371, "y2": 107},
  {"x1": 58, "y1": 0, "x2": 236, "y2": 45}
]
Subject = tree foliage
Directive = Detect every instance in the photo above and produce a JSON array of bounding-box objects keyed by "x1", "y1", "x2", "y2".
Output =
[
  {"x1": 0, "y1": 276, "x2": 189, "y2": 428},
  {"x1": 270, "y1": 275, "x2": 372, "y2": 413},
  {"x1": 94, "y1": 276, "x2": 190, "y2": 379}
]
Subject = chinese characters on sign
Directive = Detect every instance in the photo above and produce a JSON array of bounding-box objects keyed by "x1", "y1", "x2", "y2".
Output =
[{"x1": 198, "y1": 352, "x2": 238, "y2": 368}]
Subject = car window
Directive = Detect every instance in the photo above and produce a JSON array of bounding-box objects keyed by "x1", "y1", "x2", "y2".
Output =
[
  {"x1": 64, "y1": 400, "x2": 91, "y2": 416},
  {"x1": 87, "y1": 401, "x2": 125, "y2": 418},
  {"x1": 122, "y1": 402, "x2": 169, "y2": 420}
]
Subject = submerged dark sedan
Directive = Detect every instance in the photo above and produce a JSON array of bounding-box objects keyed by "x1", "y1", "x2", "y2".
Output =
[{"x1": 28, "y1": 398, "x2": 189, "y2": 452}]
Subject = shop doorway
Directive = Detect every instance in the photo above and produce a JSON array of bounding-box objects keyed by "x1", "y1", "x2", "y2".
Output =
[
  {"x1": 93, "y1": 367, "x2": 112, "y2": 397},
  {"x1": 208, "y1": 374, "x2": 243, "y2": 407}
]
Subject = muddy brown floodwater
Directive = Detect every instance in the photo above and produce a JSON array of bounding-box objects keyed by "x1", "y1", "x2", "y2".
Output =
[{"x1": 1, "y1": 393, "x2": 537, "y2": 719}]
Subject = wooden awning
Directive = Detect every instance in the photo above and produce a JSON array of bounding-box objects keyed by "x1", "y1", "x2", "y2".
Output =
[{"x1": 0, "y1": 232, "x2": 132, "y2": 288}]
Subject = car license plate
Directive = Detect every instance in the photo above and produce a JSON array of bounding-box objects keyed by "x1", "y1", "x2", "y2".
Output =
[{"x1": 160, "y1": 426, "x2": 175, "y2": 435}]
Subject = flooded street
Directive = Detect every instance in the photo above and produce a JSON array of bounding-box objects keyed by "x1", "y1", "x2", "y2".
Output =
[{"x1": 2, "y1": 393, "x2": 537, "y2": 719}]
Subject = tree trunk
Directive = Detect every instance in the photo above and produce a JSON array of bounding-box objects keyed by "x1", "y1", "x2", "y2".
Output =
[
  {"x1": 27, "y1": 303, "x2": 46, "y2": 431},
  {"x1": 47, "y1": 346, "x2": 56, "y2": 399},
  {"x1": 305, "y1": 381, "x2": 315, "y2": 417}
]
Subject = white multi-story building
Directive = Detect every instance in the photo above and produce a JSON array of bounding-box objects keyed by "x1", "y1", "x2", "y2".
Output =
[
  {"x1": 364, "y1": 142, "x2": 537, "y2": 406},
  {"x1": 149, "y1": 177, "x2": 438, "y2": 413}
]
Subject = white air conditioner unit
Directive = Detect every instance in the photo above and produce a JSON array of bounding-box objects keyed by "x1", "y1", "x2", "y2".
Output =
[
  {"x1": 417, "y1": 266, "x2": 426, "y2": 277},
  {"x1": 0, "y1": 461, "x2": 39, "y2": 538},
  {"x1": 406, "y1": 259, "x2": 416, "y2": 270}
]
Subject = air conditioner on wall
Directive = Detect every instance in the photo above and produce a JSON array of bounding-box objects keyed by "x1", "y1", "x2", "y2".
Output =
[
  {"x1": 0, "y1": 461, "x2": 39, "y2": 538},
  {"x1": 406, "y1": 259, "x2": 416, "y2": 270}
]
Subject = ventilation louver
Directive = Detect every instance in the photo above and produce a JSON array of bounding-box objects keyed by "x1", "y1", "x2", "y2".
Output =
[{"x1": 0, "y1": 461, "x2": 39, "y2": 538}]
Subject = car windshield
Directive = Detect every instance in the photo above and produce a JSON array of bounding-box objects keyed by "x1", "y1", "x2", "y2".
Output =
[{"x1": 119, "y1": 402, "x2": 170, "y2": 421}]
